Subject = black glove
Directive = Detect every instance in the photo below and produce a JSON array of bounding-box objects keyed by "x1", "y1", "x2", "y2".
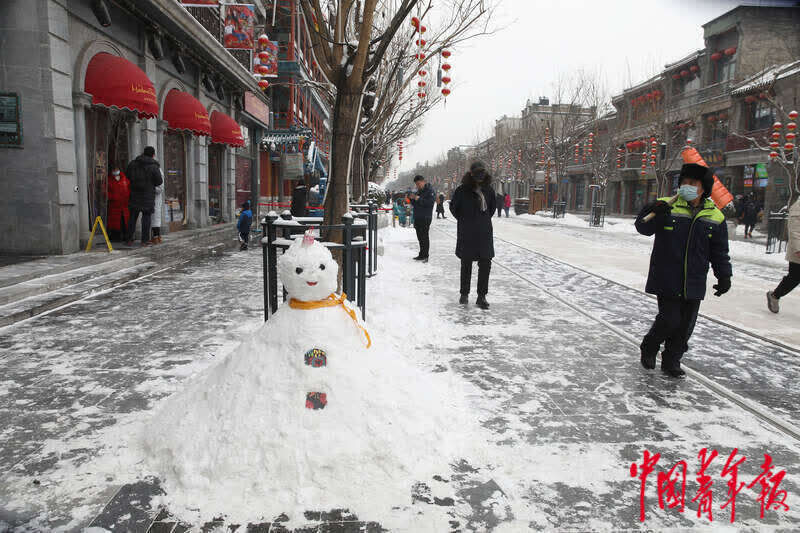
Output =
[
  {"x1": 649, "y1": 200, "x2": 672, "y2": 217},
  {"x1": 713, "y1": 277, "x2": 731, "y2": 297}
]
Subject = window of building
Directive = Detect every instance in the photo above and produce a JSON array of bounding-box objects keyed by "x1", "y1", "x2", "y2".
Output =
[
  {"x1": 744, "y1": 101, "x2": 775, "y2": 131},
  {"x1": 713, "y1": 56, "x2": 735, "y2": 83}
]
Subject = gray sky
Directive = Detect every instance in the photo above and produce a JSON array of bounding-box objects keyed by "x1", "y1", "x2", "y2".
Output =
[{"x1": 400, "y1": 0, "x2": 742, "y2": 171}]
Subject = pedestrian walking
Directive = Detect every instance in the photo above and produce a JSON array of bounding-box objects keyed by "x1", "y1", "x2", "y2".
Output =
[
  {"x1": 450, "y1": 161, "x2": 496, "y2": 310},
  {"x1": 767, "y1": 198, "x2": 800, "y2": 313},
  {"x1": 149, "y1": 169, "x2": 164, "y2": 245},
  {"x1": 495, "y1": 191, "x2": 504, "y2": 217},
  {"x1": 106, "y1": 166, "x2": 130, "y2": 242},
  {"x1": 237, "y1": 200, "x2": 253, "y2": 250},
  {"x1": 125, "y1": 146, "x2": 163, "y2": 247},
  {"x1": 393, "y1": 197, "x2": 407, "y2": 227},
  {"x1": 503, "y1": 193, "x2": 512, "y2": 217},
  {"x1": 635, "y1": 163, "x2": 732, "y2": 378},
  {"x1": 409, "y1": 175, "x2": 435, "y2": 261},
  {"x1": 740, "y1": 193, "x2": 759, "y2": 238},
  {"x1": 436, "y1": 193, "x2": 447, "y2": 219}
]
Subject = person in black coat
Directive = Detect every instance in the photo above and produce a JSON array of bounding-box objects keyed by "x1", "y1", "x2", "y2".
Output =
[
  {"x1": 436, "y1": 193, "x2": 447, "y2": 219},
  {"x1": 409, "y1": 175, "x2": 435, "y2": 261},
  {"x1": 450, "y1": 161, "x2": 496, "y2": 310},
  {"x1": 495, "y1": 191, "x2": 504, "y2": 217},
  {"x1": 125, "y1": 146, "x2": 163, "y2": 246},
  {"x1": 740, "y1": 193, "x2": 759, "y2": 238},
  {"x1": 635, "y1": 163, "x2": 732, "y2": 378}
]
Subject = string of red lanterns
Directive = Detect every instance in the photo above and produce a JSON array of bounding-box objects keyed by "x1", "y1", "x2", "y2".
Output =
[{"x1": 769, "y1": 111, "x2": 798, "y2": 159}]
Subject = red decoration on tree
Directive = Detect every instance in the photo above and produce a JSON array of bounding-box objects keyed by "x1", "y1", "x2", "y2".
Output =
[
  {"x1": 787, "y1": 122, "x2": 797, "y2": 131},
  {"x1": 786, "y1": 132, "x2": 796, "y2": 141},
  {"x1": 416, "y1": 39, "x2": 427, "y2": 46},
  {"x1": 774, "y1": 122, "x2": 783, "y2": 130},
  {"x1": 442, "y1": 63, "x2": 451, "y2": 71},
  {"x1": 442, "y1": 88, "x2": 451, "y2": 97},
  {"x1": 442, "y1": 50, "x2": 451, "y2": 58},
  {"x1": 418, "y1": 69, "x2": 427, "y2": 76},
  {"x1": 417, "y1": 92, "x2": 426, "y2": 99},
  {"x1": 419, "y1": 25, "x2": 427, "y2": 33},
  {"x1": 418, "y1": 80, "x2": 426, "y2": 87},
  {"x1": 770, "y1": 141, "x2": 780, "y2": 149},
  {"x1": 411, "y1": 17, "x2": 420, "y2": 28},
  {"x1": 769, "y1": 151, "x2": 778, "y2": 158},
  {"x1": 416, "y1": 53, "x2": 426, "y2": 60},
  {"x1": 442, "y1": 76, "x2": 451, "y2": 84},
  {"x1": 772, "y1": 131, "x2": 781, "y2": 140},
  {"x1": 785, "y1": 143, "x2": 796, "y2": 151},
  {"x1": 788, "y1": 110, "x2": 798, "y2": 120}
]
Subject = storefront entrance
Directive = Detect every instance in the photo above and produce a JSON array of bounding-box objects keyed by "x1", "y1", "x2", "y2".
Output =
[
  {"x1": 235, "y1": 154, "x2": 252, "y2": 208},
  {"x1": 208, "y1": 144, "x2": 224, "y2": 223},
  {"x1": 85, "y1": 107, "x2": 129, "y2": 232},
  {"x1": 164, "y1": 131, "x2": 187, "y2": 232}
]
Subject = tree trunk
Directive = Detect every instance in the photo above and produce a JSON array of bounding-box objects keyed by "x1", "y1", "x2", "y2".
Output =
[{"x1": 323, "y1": 89, "x2": 362, "y2": 232}]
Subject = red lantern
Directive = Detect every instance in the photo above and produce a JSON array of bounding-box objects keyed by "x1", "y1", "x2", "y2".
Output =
[
  {"x1": 770, "y1": 141, "x2": 780, "y2": 149},
  {"x1": 442, "y1": 76, "x2": 451, "y2": 84},
  {"x1": 258, "y1": 79, "x2": 269, "y2": 90},
  {"x1": 711, "y1": 52, "x2": 723, "y2": 61},
  {"x1": 418, "y1": 80, "x2": 426, "y2": 87},
  {"x1": 690, "y1": 65, "x2": 699, "y2": 73},
  {"x1": 419, "y1": 25, "x2": 427, "y2": 33},
  {"x1": 442, "y1": 63, "x2": 451, "y2": 71},
  {"x1": 759, "y1": 92, "x2": 768, "y2": 99},
  {"x1": 418, "y1": 70, "x2": 427, "y2": 76},
  {"x1": 745, "y1": 95, "x2": 756, "y2": 103},
  {"x1": 686, "y1": 138, "x2": 693, "y2": 145},
  {"x1": 256, "y1": 65, "x2": 269, "y2": 75},
  {"x1": 772, "y1": 132, "x2": 781, "y2": 140},
  {"x1": 416, "y1": 53, "x2": 426, "y2": 60},
  {"x1": 787, "y1": 122, "x2": 797, "y2": 131},
  {"x1": 680, "y1": 70, "x2": 690, "y2": 78},
  {"x1": 769, "y1": 151, "x2": 778, "y2": 158},
  {"x1": 786, "y1": 143, "x2": 796, "y2": 151},
  {"x1": 417, "y1": 92, "x2": 426, "y2": 99},
  {"x1": 258, "y1": 34, "x2": 269, "y2": 47},
  {"x1": 672, "y1": 73, "x2": 681, "y2": 80},
  {"x1": 774, "y1": 122, "x2": 783, "y2": 130},
  {"x1": 411, "y1": 17, "x2": 420, "y2": 28},
  {"x1": 442, "y1": 88, "x2": 451, "y2": 97},
  {"x1": 786, "y1": 132, "x2": 796, "y2": 141},
  {"x1": 724, "y1": 46, "x2": 736, "y2": 56},
  {"x1": 416, "y1": 39, "x2": 427, "y2": 46},
  {"x1": 442, "y1": 50, "x2": 451, "y2": 58},
  {"x1": 258, "y1": 52, "x2": 270, "y2": 63},
  {"x1": 707, "y1": 115, "x2": 716, "y2": 122}
]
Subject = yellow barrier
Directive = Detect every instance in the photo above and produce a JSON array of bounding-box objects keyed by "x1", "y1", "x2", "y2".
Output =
[{"x1": 85, "y1": 216, "x2": 113, "y2": 253}]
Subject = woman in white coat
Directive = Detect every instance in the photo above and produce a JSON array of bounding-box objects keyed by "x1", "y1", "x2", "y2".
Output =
[
  {"x1": 767, "y1": 197, "x2": 800, "y2": 312},
  {"x1": 150, "y1": 168, "x2": 164, "y2": 245}
]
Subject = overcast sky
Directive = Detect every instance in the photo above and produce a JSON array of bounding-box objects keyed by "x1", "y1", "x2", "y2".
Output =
[{"x1": 399, "y1": 0, "x2": 745, "y2": 171}]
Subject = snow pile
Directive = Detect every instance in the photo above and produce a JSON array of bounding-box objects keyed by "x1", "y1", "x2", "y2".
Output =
[{"x1": 139, "y1": 235, "x2": 477, "y2": 525}]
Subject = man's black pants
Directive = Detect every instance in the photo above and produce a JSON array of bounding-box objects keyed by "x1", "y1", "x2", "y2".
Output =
[
  {"x1": 460, "y1": 259, "x2": 491, "y2": 297},
  {"x1": 640, "y1": 296, "x2": 701, "y2": 370},
  {"x1": 128, "y1": 207, "x2": 152, "y2": 244},
  {"x1": 774, "y1": 262, "x2": 800, "y2": 299},
  {"x1": 415, "y1": 218, "x2": 431, "y2": 258}
]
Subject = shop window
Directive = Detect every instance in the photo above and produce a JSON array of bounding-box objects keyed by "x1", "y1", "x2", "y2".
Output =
[
  {"x1": 713, "y1": 56, "x2": 735, "y2": 83},
  {"x1": 744, "y1": 101, "x2": 775, "y2": 131}
]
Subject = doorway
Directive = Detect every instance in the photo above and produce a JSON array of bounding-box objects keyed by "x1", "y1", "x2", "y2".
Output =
[
  {"x1": 164, "y1": 131, "x2": 187, "y2": 232},
  {"x1": 208, "y1": 144, "x2": 224, "y2": 223},
  {"x1": 85, "y1": 107, "x2": 130, "y2": 231}
]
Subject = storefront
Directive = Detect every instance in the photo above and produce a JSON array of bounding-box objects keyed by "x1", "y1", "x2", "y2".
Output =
[
  {"x1": 82, "y1": 52, "x2": 158, "y2": 237},
  {"x1": 162, "y1": 89, "x2": 212, "y2": 232},
  {"x1": 209, "y1": 110, "x2": 245, "y2": 223}
]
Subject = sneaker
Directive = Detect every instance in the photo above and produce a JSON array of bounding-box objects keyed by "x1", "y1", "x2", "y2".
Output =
[
  {"x1": 459, "y1": 294, "x2": 468, "y2": 305},
  {"x1": 476, "y1": 296, "x2": 490, "y2": 310},
  {"x1": 767, "y1": 291, "x2": 780, "y2": 314},
  {"x1": 413, "y1": 255, "x2": 428, "y2": 261}
]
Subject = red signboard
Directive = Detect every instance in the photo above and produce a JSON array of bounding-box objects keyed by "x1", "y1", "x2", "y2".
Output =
[
  {"x1": 223, "y1": 4, "x2": 256, "y2": 50},
  {"x1": 244, "y1": 91, "x2": 270, "y2": 125}
]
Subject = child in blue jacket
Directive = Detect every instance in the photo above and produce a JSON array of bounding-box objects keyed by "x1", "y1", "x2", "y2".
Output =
[{"x1": 237, "y1": 200, "x2": 253, "y2": 250}]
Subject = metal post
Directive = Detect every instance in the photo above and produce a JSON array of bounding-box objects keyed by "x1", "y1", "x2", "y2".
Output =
[
  {"x1": 342, "y1": 214, "x2": 354, "y2": 301},
  {"x1": 366, "y1": 201, "x2": 374, "y2": 276},
  {"x1": 370, "y1": 201, "x2": 378, "y2": 274},
  {"x1": 359, "y1": 245, "x2": 367, "y2": 320},
  {"x1": 261, "y1": 217, "x2": 269, "y2": 322},
  {"x1": 266, "y1": 213, "x2": 279, "y2": 314}
]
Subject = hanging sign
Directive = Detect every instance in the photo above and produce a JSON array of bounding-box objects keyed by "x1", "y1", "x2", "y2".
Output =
[{"x1": 223, "y1": 4, "x2": 256, "y2": 50}]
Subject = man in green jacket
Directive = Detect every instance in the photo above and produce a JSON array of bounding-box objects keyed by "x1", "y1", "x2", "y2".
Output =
[{"x1": 634, "y1": 163, "x2": 733, "y2": 378}]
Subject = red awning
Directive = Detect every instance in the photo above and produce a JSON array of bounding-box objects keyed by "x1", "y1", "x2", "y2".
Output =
[
  {"x1": 85, "y1": 53, "x2": 158, "y2": 119},
  {"x1": 210, "y1": 111, "x2": 245, "y2": 147},
  {"x1": 163, "y1": 89, "x2": 211, "y2": 136}
]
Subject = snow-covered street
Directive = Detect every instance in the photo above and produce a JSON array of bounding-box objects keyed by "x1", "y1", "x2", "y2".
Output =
[{"x1": 1, "y1": 224, "x2": 799, "y2": 531}]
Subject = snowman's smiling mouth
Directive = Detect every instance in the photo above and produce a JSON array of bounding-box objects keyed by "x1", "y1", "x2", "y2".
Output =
[{"x1": 306, "y1": 281, "x2": 318, "y2": 286}]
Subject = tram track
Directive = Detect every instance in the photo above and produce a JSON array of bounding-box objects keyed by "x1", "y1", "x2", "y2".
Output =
[{"x1": 433, "y1": 223, "x2": 800, "y2": 443}]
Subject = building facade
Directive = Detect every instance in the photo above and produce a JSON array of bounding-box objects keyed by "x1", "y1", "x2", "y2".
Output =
[{"x1": 0, "y1": 0, "x2": 277, "y2": 255}]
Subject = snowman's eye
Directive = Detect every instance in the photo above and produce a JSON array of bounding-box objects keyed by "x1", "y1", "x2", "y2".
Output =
[
  {"x1": 295, "y1": 267, "x2": 303, "y2": 275},
  {"x1": 319, "y1": 264, "x2": 325, "y2": 270}
]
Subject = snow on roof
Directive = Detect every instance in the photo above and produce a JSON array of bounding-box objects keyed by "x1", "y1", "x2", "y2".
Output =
[
  {"x1": 663, "y1": 49, "x2": 705, "y2": 71},
  {"x1": 731, "y1": 59, "x2": 800, "y2": 95}
]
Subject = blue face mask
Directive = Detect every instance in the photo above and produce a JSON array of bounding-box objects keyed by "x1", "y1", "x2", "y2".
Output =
[{"x1": 678, "y1": 184, "x2": 699, "y2": 201}]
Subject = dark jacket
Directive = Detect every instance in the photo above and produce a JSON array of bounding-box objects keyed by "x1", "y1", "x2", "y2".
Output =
[
  {"x1": 125, "y1": 155, "x2": 163, "y2": 211},
  {"x1": 436, "y1": 193, "x2": 446, "y2": 213},
  {"x1": 635, "y1": 197, "x2": 732, "y2": 300},
  {"x1": 291, "y1": 185, "x2": 308, "y2": 217},
  {"x1": 410, "y1": 183, "x2": 435, "y2": 221},
  {"x1": 741, "y1": 199, "x2": 759, "y2": 225},
  {"x1": 237, "y1": 208, "x2": 253, "y2": 234},
  {"x1": 450, "y1": 179, "x2": 496, "y2": 260}
]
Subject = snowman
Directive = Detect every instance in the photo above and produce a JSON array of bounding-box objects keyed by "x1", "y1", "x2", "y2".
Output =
[{"x1": 139, "y1": 231, "x2": 475, "y2": 524}]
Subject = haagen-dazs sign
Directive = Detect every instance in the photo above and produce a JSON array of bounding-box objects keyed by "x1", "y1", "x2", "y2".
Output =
[{"x1": 244, "y1": 91, "x2": 269, "y2": 125}]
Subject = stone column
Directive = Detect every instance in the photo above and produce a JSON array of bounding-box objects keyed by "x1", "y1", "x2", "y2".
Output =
[{"x1": 72, "y1": 91, "x2": 93, "y2": 243}]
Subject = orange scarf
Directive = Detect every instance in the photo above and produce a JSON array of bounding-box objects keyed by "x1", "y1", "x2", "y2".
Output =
[{"x1": 289, "y1": 293, "x2": 372, "y2": 348}]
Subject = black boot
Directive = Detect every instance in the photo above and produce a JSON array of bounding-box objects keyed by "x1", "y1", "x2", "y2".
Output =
[
  {"x1": 459, "y1": 294, "x2": 468, "y2": 305},
  {"x1": 661, "y1": 366, "x2": 686, "y2": 379},
  {"x1": 476, "y1": 295, "x2": 489, "y2": 310},
  {"x1": 639, "y1": 343, "x2": 656, "y2": 370}
]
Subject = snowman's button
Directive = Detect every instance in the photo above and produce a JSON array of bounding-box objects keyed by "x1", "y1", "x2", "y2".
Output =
[
  {"x1": 305, "y1": 392, "x2": 327, "y2": 410},
  {"x1": 304, "y1": 348, "x2": 327, "y2": 368}
]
